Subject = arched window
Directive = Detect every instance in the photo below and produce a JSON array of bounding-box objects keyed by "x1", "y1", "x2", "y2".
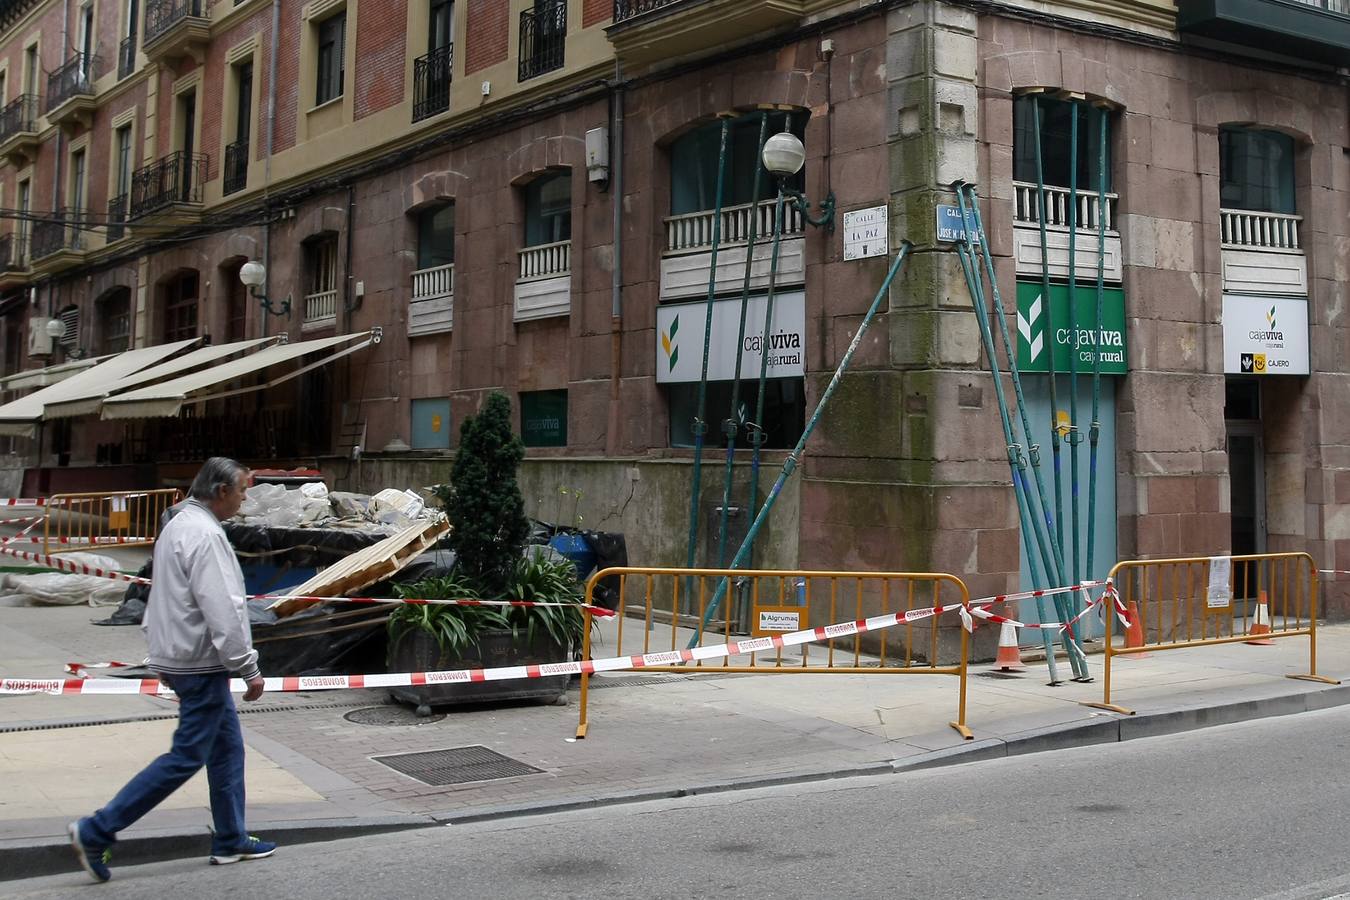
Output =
[
  {"x1": 669, "y1": 111, "x2": 806, "y2": 216},
  {"x1": 162, "y1": 270, "x2": 199, "y2": 343},
  {"x1": 1012, "y1": 94, "x2": 1112, "y2": 191},
  {"x1": 1219, "y1": 126, "x2": 1296, "y2": 215},
  {"x1": 97, "y1": 288, "x2": 131, "y2": 354},
  {"x1": 523, "y1": 172, "x2": 571, "y2": 248}
]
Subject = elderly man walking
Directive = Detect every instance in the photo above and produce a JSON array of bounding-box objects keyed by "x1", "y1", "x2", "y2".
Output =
[{"x1": 69, "y1": 457, "x2": 275, "y2": 882}]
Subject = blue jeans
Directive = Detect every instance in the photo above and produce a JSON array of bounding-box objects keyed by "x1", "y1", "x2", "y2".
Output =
[{"x1": 83, "y1": 672, "x2": 247, "y2": 856}]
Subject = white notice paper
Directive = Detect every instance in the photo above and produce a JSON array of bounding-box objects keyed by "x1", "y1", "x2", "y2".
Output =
[{"x1": 1207, "y1": 556, "x2": 1233, "y2": 609}]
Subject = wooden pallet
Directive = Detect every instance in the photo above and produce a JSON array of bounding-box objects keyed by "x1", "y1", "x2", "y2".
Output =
[{"x1": 268, "y1": 517, "x2": 450, "y2": 618}]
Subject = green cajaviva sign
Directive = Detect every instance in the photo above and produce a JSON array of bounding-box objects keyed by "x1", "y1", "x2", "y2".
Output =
[{"x1": 1015, "y1": 282, "x2": 1128, "y2": 375}]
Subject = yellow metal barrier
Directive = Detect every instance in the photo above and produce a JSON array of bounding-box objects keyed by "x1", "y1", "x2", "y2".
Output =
[
  {"x1": 1088, "y1": 552, "x2": 1339, "y2": 715},
  {"x1": 575, "y1": 567, "x2": 972, "y2": 741},
  {"x1": 42, "y1": 489, "x2": 182, "y2": 555}
]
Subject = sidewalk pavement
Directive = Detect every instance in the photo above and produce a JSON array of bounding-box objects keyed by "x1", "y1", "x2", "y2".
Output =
[{"x1": 3, "y1": 597, "x2": 1348, "y2": 881}]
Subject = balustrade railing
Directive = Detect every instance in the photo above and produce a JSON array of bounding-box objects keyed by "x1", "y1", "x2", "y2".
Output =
[
  {"x1": 130, "y1": 151, "x2": 207, "y2": 218},
  {"x1": 519, "y1": 0, "x2": 566, "y2": 81},
  {"x1": 413, "y1": 44, "x2": 453, "y2": 122},
  {"x1": 664, "y1": 200, "x2": 806, "y2": 254},
  {"x1": 1013, "y1": 182, "x2": 1118, "y2": 233},
  {"x1": 518, "y1": 240, "x2": 571, "y2": 280},
  {"x1": 107, "y1": 195, "x2": 128, "y2": 242},
  {"x1": 1220, "y1": 208, "x2": 1303, "y2": 252},
  {"x1": 412, "y1": 262, "x2": 455, "y2": 300},
  {"x1": 46, "y1": 54, "x2": 100, "y2": 113},
  {"x1": 0, "y1": 94, "x2": 38, "y2": 142},
  {"x1": 145, "y1": 0, "x2": 205, "y2": 44},
  {"x1": 224, "y1": 139, "x2": 249, "y2": 195},
  {"x1": 304, "y1": 289, "x2": 338, "y2": 323}
]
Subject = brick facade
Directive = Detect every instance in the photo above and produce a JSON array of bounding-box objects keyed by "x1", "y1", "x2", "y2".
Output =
[{"x1": 464, "y1": 0, "x2": 509, "y2": 75}]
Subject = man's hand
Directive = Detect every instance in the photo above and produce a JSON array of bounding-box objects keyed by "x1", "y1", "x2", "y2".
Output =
[{"x1": 243, "y1": 675, "x2": 265, "y2": 702}]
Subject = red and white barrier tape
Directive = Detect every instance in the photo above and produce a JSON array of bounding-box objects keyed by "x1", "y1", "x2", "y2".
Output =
[
  {"x1": 4, "y1": 600, "x2": 974, "y2": 695},
  {"x1": 0, "y1": 498, "x2": 51, "y2": 507},
  {"x1": 1321, "y1": 570, "x2": 1350, "y2": 577},
  {"x1": 263, "y1": 594, "x2": 617, "y2": 616},
  {"x1": 65, "y1": 661, "x2": 136, "y2": 678},
  {"x1": 966, "y1": 580, "x2": 1110, "y2": 609},
  {"x1": 0, "y1": 543, "x2": 152, "y2": 585},
  {"x1": 2, "y1": 516, "x2": 43, "y2": 547},
  {"x1": 2, "y1": 536, "x2": 153, "y2": 546},
  {"x1": 0, "y1": 514, "x2": 47, "y2": 527}
]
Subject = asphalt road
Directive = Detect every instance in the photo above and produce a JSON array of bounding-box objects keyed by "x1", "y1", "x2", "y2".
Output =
[{"x1": 17, "y1": 705, "x2": 1350, "y2": 900}]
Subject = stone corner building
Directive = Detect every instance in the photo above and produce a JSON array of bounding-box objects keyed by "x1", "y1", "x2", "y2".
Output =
[{"x1": 0, "y1": 0, "x2": 1344, "y2": 611}]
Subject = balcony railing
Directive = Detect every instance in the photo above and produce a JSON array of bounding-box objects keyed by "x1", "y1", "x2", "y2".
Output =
[
  {"x1": 46, "y1": 54, "x2": 100, "y2": 114},
  {"x1": 224, "y1": 139, "x2": 249, "y2": 195},
  {"x1": 145, "y1": 0, "x2": 205, "y2": 43},
  {"x1": 107, "y1": 195, "x2": 128, "y2": 242},
  {"x1": 1288, "y1": 0, "x2": 1348, "y2": 13},
  {"x1": 664, "y1": 201, "x2": 806, "y2": 254},
  {"x1": 1220, "y1": 208, "x2": 1303, "y2": 252},
  {"x1": 130, "y1": 151, "x2": 207, "y2": 219},
  {"x1": 413, "y1": 44, "x2": 453, "y2": 122},
  {"x1": 118, "y1": 35, "x2": 138, "y2": 79},
  {"x1": 518, "y1": 240, "x2": 571, "y2": 280},
  {"x1": 0, "y1": 94, "x2": 38, "y2": 142},
  {"x1": 614, "y1": 0, "x2": 684, "y2": 22},
  {"x1": 30, "y1": 209, "x2": 87, "y2": 261},
  {"x1": 1013, "y1": 182, "x2": 1118, "y2": 233},
  {"x1": 412, "y1": 262, "x2": 455, "y2": 300},
  {"x1": 304, "y1": 289, "x2": 338, "y2": 323},
  {"x1": 0, "y1": 233, "x2": 27, "y2": 271},
  {"x1": 519, "y1": 0, "x2": 567, "y2": 81}
]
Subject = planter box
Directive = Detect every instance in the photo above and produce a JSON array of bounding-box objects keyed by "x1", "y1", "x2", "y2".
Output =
[{"x1": 388, "y1": 626, "x2": 570, "y2": 715}]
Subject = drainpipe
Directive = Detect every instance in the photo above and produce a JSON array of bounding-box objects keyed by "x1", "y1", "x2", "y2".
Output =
[
  {"x1": 260, "y1": 0, "x2": 281, "y2": 339},
  {"x1": 604, "y1": 69, "x2": 624, "y2": 457},
  {"x1": 343, "y1": 184, "x2": 356, "y2": 323}
]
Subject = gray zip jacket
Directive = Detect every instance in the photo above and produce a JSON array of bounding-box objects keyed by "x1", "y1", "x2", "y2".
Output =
[{"x1": 144, "y1": 499, "x2": 260, "y2": 681}]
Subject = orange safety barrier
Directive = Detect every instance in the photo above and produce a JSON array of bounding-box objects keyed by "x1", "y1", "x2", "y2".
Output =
[
  {"x1": 1087, "y1": 552, "x2": 1339, "y2": 715},
  {"x1": 41, "y1": 489, "x2": 182, "y2": 556},
  {"x1": 575, "y1": 567, "x2": 973, "y2": 741}
]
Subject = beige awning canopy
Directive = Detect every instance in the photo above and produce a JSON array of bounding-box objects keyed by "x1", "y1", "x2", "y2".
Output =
[
  {"x1": 0, "y1": 339, "x2": 200, "y2": 438},
  {"x1": 100, "y1": 332, "x2": 377, "y2": 421},
  {"x1": 42, "y1": 337, "x2": 278, "y2": 420},
  {"x1": 0, "y1": 355, "x2": 111, "y2": 394}
]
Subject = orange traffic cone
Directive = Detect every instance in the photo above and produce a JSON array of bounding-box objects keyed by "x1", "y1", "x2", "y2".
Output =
[
  {"x1": 1246, "y1": 590, "x2": 1274, "y2": 645},
  {"x1": 1120, "y1": 600, "x2": 1150, "y2": 659},
  {"x1": 994, "y1": 621, "x2": 1024, "y2": 671}
]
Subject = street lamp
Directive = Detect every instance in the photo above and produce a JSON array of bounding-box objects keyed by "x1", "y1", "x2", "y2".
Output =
[
  {"x1": 45, "y1": 317, "x2": 87, "y2": 358},
  {"x1": 760, "y1": 131, "x2": 835, "y2": 232},
  {"x1": 240, "y1": 260, "x2": 291, "y2": 316}
]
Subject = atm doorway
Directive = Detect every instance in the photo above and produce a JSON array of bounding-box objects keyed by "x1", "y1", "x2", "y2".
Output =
[{"x1": 1225, "y1": 380, "x2": 1265, "y2": 556}]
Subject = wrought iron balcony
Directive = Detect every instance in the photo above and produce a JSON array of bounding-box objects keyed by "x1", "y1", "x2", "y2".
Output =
[
  {"x1": 118, "y1": 34, "x2": 138, "y2": 80},
  {"x1": 130, "y1": 151, "x2": 207, "y2": 220},
  {"x1": 413, "y1": 44, "x2": 453, "y2": 122},
  {"x1": 519, "y1": 0, "x2": 566, "y2": 82},
  {"x1": 30, "y1": 209, "x2": 88, "y2": 263},
  {"x1": 46, "y1": 54, "x2": 100, "y2": 119},
  {"x1": 614, "y1": 0, "x2": 683, "y2": 21},
  {"x1": 107, "y1": 195, "x2": 128, "y2": 243},
  {"x1": 0, "y1": 94, "x2": 39, "y2": 163},
  {"x1": 224, "y1": 139, "x2": 249, "y2": 195},
  {"x1": 143, "y1": 0, "x2": 210, "y2": 64}
]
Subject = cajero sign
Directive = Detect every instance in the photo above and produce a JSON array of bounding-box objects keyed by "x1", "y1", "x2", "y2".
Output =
[
  {"x1": 1222, "y1": 294, "x2": 1309, "y2": 376},
  {"x1": 656, "y1": 292, "x2": 806, "y2": 384},
  {"x1": 1015, "y1": 282, "x2": 1128, "y2": 375}
]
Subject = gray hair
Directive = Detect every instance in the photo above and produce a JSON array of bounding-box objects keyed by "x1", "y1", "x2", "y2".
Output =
[{"x1": 188, "y1": 457, "x2": 249, "y2": 502}]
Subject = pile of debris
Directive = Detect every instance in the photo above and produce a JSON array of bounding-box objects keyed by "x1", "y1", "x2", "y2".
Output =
[{"x1": 235, "y1": 483, "x2": 434, "y2": 533}]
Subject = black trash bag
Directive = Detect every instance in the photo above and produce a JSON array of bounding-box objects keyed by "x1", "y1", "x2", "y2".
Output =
[
  {"x1": 93, "y1": 558, "x2": 154, "y2": 626},
  {"x1": 581, "y1": 531, "x2": 628, "y2": 611}
]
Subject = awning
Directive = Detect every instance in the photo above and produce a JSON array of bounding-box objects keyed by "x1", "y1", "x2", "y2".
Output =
[
  {"x1": 42, "y1": 336, "x2": 278, "y2": 419},
  {"x1": 0, "y1": 339, "x2": 200, "y2": 437},
  {"x1": 101, "y1": 332, "x2": 377, "y2": 420},
  {"x1": 0, "y1": 356, "x2": 111, "y2": 394}
]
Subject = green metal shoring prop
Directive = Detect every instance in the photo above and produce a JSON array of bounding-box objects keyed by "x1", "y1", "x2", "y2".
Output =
[
  {"x1": 715, "y1": 112, "x2": 771, "y2": 571},
  {"x1": 688, "y1": 242, "x2": 913, "y2": 645},
  {"x1": 1065, "y1": 103, "x2": 1083, "y2": 589},
  {"x1": 955, "y1": 184, "x2": 1088, "y2": 680},
  {"x1": 1031, "y1": 95, "x2": 1066, "y2": 557},
  {"x1": 681, "y1": 118, "x2": 732, "y2": 604},
  {"x1": 1086, "y1": 105, "x2": 1108, "y2": 595},
  {"x1": 947, "y1": 218, "x2": 1062, "y2": 681}
]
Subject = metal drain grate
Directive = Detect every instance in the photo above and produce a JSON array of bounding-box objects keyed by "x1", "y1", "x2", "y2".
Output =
[
  {"x1": 372, "y1": 746, "x2": 544, "y2": 786},
  {"x1": 344, "y1": 706, "x2": 445, "y2": 726}
]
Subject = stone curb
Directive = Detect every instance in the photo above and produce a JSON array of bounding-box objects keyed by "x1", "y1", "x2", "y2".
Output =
[
  {"x1": 890, "y1": 681, "x2": 1350, "y2": 773},
  {"x1": 0, "y1": 816, "x2": 432, "y2": 883}
]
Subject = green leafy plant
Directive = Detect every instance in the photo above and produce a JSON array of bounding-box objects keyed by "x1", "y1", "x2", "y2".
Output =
[
  {"x1": 506, "y1": 549, "x2": 588, "y2": 651},
  {"x1": 387, "y1": 572, "x2": 508, "y2": 663}
]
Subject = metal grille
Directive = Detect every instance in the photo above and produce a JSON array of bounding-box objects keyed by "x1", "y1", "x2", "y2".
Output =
[
  {"x1": 130, "y1": 151, "x2": 207, "y2": 218},
  {"x1": 46, "y1": 54, "x2": 100, "y2": 113},
  {"x1": 145, "y1": 0, "x2": 204, "y2": 44},
  {"x1": 118, "y1": 35, "x2": 137, "y2": 80},
  {"x1": 372, "y1": 746, "x2": 544, "y2": 786},
  {"x1": 0, "y1": 94, "x2": 37, "y2": 141},
  {"x1": 518, "y1": 0, "x2": 566, "y2": 82},
  {"x1": 224, "y1": 139, "x2": 249, "y2": 195},
  {"x1": 412, "y1": 44, "x2": 453, "y2": 122},
  {"x1": 614, "y1": 0, "x2": 685, "y2": 23},
  {"x1": 344, "y1": 706, "x2": 445, "y2": 726}
]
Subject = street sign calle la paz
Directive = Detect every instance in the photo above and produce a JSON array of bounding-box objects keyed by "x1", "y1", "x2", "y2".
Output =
[
  {"x1": 1015, "y1": 281, "x2": 1128, "y2": 375},
  {"x1": 843, "y1": 205, "x2": 888, "y2": 261},
  {"x1": 936, "y1": 204, "x2": 979, "y2": 243}
]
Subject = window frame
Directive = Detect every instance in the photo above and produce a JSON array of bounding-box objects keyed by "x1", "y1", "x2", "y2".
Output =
[
  {"x1": 523, "y1": 171, "x2": 572, "y2": 248},
  {"x1": 1218, "y1": 126, "x2": 1297, "y2": 216},
  {"x1": 669, "y1": 111, "x2": 807, "y2": 217},
  {"x1": 315, "y1": 12, "x2": 346, "y2": 106}
]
